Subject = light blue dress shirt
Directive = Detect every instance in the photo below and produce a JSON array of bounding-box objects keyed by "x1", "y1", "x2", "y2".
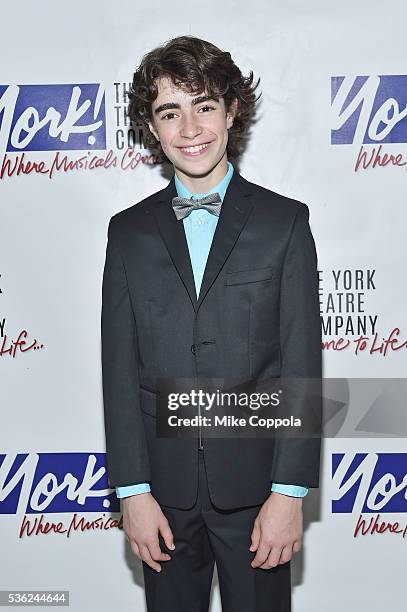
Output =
[{"x1": 115, "y1": 161, "x2": 308, "y2": 500}]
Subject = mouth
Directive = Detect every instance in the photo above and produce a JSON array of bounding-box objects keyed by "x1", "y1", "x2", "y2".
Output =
[{"x1": 177, "y1": 142, "x2": 212, "y2": 157}]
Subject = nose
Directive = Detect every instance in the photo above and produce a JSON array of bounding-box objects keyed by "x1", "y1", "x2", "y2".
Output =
[{"x1": 179, "y1": 113, "x2": 202, "y2": 139}]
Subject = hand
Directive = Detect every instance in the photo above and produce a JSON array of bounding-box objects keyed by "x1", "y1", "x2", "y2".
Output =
[
  {"x1": 250, "y1": 492, "x2": 303, "y2": 569},
  {"x1": 122, "y1": 492, "x2": 175, "y2": 572}
]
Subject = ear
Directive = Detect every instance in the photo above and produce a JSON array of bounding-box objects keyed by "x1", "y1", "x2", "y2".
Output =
[
  {"x1": 226, "y1": 98, "x2": 238, "y2": 129},
  {"x1": 147, "y1": 120, "x2": 160, "y2": 142}
]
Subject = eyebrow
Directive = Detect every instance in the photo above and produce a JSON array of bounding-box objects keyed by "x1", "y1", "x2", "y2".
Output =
[{"x1": 154, "y1": 95, "x2": 219, "y2": 116}]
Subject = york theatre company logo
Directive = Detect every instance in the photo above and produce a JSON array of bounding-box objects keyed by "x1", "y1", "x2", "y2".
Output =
[
  {"x1": 332, "y1": 453, "x2": 407, "y2": 539},
  {"x1": 0, "y1": 83, "x2": 160, "y2": 180},
  {"x1": 0, "y1": 84, "x2": 107, "y2": 179},
  {"x1": 331, "y1": 75, "x2": 407, "y2": 172},
  {"x1": 0, "y1": 453, "x2": 121, "y2": 538}
]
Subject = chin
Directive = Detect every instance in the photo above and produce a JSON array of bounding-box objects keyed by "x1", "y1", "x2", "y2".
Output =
[{"x1": 176, "y1": 155, "x2": 223, "y2": 177}]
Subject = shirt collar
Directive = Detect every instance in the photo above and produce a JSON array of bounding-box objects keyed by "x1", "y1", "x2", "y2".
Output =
[{"x1": 174, "y1": 161, "x2": 234, "y2": 202}]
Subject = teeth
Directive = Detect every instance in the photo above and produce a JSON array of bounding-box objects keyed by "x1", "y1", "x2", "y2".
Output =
[{"x1": 180, "y1": 143, "x2": 209, "y2": 153}]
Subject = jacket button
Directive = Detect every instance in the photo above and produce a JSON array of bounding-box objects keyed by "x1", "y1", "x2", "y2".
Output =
[{"x1": 191, "y1": 344, "x2": 196, "y2": 355}]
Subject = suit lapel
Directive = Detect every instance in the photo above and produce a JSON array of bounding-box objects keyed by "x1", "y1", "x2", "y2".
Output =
[
  {"x1": 152, "y1": 168, "x2": 254, "y2": 312},
  {"x1": 152, "y1": 175, "x2": 198, "y2": 309}
]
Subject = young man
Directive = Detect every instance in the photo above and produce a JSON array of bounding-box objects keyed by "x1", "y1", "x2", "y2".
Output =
[{"x1": 102, "y1": 35, "x2": 322, "y2": 612}]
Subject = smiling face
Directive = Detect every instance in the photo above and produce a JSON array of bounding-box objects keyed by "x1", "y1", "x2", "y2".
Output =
[{"x1": 147, "y1": 76, "x2": 237, "y2": 193}]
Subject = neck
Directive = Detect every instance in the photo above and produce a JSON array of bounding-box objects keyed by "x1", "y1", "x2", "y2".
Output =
[{"x1": 173, "y1": 154, "x2": 228, "y2": 194}]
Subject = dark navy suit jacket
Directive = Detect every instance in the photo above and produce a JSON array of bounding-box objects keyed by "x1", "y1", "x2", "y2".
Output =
[{"x1": 101, "y1": 167, "x2": 322, "y2": 510}]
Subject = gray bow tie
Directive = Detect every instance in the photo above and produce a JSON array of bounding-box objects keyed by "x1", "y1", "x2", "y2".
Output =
[{"x1": 171, "y1": 192, "x2": 222, "y2": 221}]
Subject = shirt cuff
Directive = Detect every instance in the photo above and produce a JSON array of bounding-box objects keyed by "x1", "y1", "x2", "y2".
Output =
[
  {"x1": 115, "y1": 483, "x2": 151, "y2": 498},
  {"x1": 271, "y1": 483, "x2": 309, "y2": 497}
]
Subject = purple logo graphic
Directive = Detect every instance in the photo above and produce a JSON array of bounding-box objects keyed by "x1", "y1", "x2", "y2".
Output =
[
  {"x1": 331, "y1": 76, "x2": 407, "y2": 146},
  {"x1": 0, "y1": 84, "x2": 106, "y2": 155},
  {"x1": 0, "y1": 453, "x2": 119, "y2": 515},
  {"x1": 332, "y1": 452, "x2": 407, "y2": 514}
]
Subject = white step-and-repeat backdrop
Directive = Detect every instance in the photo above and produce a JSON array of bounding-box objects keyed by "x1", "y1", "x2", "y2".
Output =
[{"x1": 1, "y1": 1, "x2": 406, "y2": 610}]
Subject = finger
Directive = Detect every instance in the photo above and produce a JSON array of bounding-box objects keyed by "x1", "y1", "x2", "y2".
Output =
[
  {"x1": 260, "y1": 546, "x2": 283, "y2": 570},
  {"x1": 148, "y1": 539, "x2": 172, "y2": 562},
  {"x1": 249, "y1": 522, "x2": 260, "y2": 552},
  {"x1": 159, "y1": 521, "x2": 175, "y2": 551},
  {"x1": 139, "y1": 544, "x2": 162, "y2": 572},
  {"x1": 124, "y1": 532, "x2": 142, "y2": 560},
  {"x1": 277, "y1": 545, "x2": 292, "y2": 565},
  {"x1": 251, "y1": 541, "x2": 271, "y2": 568},
  {"x1": 292, "y1": 540, "x2": 302, "y2": 554},
  {"x1": 129, "y1": 539, "x2": 142, "y2": 560}
]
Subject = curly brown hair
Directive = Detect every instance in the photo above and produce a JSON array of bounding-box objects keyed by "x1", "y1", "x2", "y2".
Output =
[{"x1": 127, "y1": 35, "x2": 261, "y2": 160}]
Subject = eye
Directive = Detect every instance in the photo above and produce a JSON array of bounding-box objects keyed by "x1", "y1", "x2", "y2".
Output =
[
  {"x1": 199, "y1": 105, "x2": 215, "y2": 113},
  {"x1": 161, "y1": 112, "x2": 177, "y2": 120}
]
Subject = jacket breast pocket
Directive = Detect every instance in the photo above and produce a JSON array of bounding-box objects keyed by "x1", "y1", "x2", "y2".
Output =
[{"x1": 225, "y1": 266, "x2": 273, "y2": 286}]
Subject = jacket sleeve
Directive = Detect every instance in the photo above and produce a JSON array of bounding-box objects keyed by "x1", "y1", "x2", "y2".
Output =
[
  {"x1": 101, "y1": 218, "x2": 151, "y2": 487},
  {"x1": 270, "y1": 202, "x2": 322, "y2": 488}
]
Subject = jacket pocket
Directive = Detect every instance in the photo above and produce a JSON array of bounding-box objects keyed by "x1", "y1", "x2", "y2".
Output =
[{"x1": 225, "y1": 266, "x2": 273, "y2": 286}]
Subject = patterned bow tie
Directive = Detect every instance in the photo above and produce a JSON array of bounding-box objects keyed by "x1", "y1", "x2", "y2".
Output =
[{"x1": 171, "y1": 192, "x2": 222, "y2": 221}]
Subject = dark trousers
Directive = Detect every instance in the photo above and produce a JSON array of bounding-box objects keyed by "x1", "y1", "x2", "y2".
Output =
[{"x1": 142, "y1": 449, "x2": 291, "y2": 612}]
